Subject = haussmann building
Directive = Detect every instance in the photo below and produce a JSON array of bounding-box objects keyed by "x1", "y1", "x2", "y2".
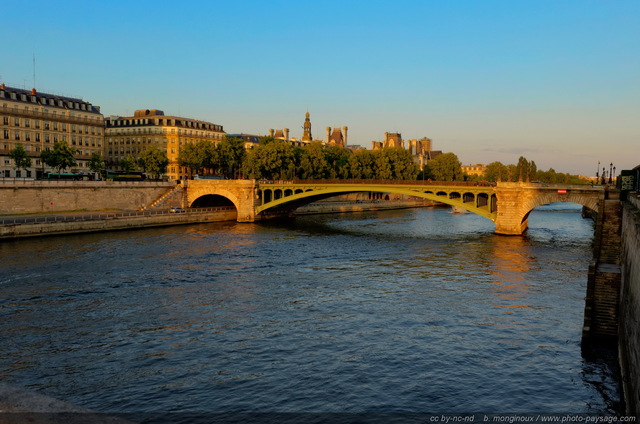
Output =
[
  {"x1": 104, "y1": 109, "x2": 225, "y2": 181},
  {"x1": 0, "y1": 83, "x2": 104, "y2": 179}
]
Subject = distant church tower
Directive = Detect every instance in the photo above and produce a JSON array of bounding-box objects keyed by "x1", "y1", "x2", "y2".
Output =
[{"x1": 302, "y1": 111, "x2": 312, "y2": 142}]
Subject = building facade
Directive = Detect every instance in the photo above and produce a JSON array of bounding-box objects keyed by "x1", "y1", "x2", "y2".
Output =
[
  {"x1": 326, "y1": 126, "x2": 348, "y2": 148},
  {"x1": 0, "y1": 83, "x2": 104, "y2": 178},
  {"x1": 105, "y1": 109, "x2": 225, "y2": 181},
  {"x1": 461, "y1": 164, "x2": 487, "y2": 177}
]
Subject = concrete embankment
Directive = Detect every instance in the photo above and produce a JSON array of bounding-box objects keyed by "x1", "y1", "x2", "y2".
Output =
[
  {"x1": 0, "y1": 209, "x2": 236, "y2": 239},
  {"x1": 296, "y1": 199, "x2": 431, "y2": 215},
  {"x1": 0, "y1": 180, "x2": 176, "y2": 215},
  {"x1": 619, "y1": 192, "x2": 640, "y2": 417},
  {"x1": 0, "y1": 201, "x2": 429, "y2": 240}
]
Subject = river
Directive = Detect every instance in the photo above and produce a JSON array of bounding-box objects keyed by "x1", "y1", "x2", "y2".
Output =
[{"x1": 0, "y1": 204, "x2": 622, "y2": 418}]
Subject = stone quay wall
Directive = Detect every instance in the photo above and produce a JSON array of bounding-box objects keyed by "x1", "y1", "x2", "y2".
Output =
[
  {"x1": 620, "y1": 192, "x2": 640, "y2": 417},
  {"x1": 0, "y1": 180, "x2": 176, "y2": 215},
  {"x1": 0, "y1": 209, "x2": 237, "y2": 239}
]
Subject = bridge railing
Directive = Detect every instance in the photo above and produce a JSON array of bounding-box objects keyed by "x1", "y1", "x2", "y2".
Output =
[{"x1": 257, "y1": 179, "x2": 497, "y2": 187}]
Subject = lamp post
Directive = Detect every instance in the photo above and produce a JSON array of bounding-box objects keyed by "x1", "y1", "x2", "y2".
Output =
[
  {"x1": 609, "y1": 163, "x2": 613, "y2": 184},
  {"x1": 596, "y1": 161, "x2": 600, "y2": 183}
]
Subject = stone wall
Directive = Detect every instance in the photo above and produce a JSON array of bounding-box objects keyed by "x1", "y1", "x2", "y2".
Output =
[
  {"x1": 620, "y1": 193, "x2": 640, "y2": 416},
  {"x1": 0, "y1": 181, "x2": 176, "y2": 214},
  {"x1": 0, "y1": 209, "x2": 237, "y2": 239}
]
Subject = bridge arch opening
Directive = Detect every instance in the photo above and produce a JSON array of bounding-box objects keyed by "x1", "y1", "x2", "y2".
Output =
[
  {"x1": 521, "y1": 202, "x2": 596, "y2": 226},
  {"x1": 191, "y1": 194, "x2": 236, "y2": 208}
]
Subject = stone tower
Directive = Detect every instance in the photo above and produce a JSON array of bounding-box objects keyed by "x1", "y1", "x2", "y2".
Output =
[{"x1": 302, "y1": 112, "x2": 312, "y2": 142}]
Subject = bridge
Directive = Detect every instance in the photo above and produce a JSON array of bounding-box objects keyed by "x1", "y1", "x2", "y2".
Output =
[{"x1": 184, "y1": 179, "x2": 605, "y2": 235}]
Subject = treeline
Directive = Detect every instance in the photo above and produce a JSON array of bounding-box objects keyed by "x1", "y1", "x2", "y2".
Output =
[
  {"x1": 465, "y1": 156, "x2": 590, "y2": 184},
  {"x1": 11, "y1": 138, "x2": 588, "y2": 185},
  {"x1": 178, "y1": 136, "x2": 421, "y2": 180}
]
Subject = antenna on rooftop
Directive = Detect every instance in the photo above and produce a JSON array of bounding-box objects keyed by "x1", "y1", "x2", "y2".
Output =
[{"x1": 33, "y1": 51, "x2": 36, "y2": 88}]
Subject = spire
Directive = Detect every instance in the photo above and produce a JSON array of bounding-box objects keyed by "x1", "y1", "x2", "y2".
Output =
[{"x1": 302, "y1": 111, "x2": 312, "y2": 142}]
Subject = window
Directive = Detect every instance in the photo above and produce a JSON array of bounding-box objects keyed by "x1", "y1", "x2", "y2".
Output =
[
  {"x1": 2, "y1": 117, "x2": 7, "y2": 125},
  {"x1": 25, "y1": 118, "x2": 30, "y2": 128},
  {"x1": 25, "y1": 132, "x2": 30, "y2": 141},
  {"x1": 3, "y1": 130, "x2": 8, "y2": 139},
  {"x1": 35, "y1": 120, "x2": 40, "y2": 129},
  {"x1": 14, "y1": 117, "x2": 19, "y2": 126},
  {"x1": 36, "y1": 133, "x2": 40, "y2": 142},
  {"x1": 16, "y1": 170, "x2": 21, "y2": 178},
  {"x1": 3, "y1": 170, "x2": 10, "y2": 178},
  {"x1": 14, "y1": 131, "x2": 20, "y2": 140}
]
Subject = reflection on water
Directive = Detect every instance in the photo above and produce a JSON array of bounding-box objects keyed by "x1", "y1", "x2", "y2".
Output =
[{"x1": 0, "y1": 204, "x2": 621, "y2": 414}]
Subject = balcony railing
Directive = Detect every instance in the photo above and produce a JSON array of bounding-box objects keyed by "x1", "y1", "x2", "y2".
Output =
[{"x1": 1, "y1": 105, "x2": 103, "y2": 127}]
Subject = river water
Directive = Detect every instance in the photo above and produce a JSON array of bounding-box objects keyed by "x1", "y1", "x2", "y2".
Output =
[{"x1": 0, "y1": 204, "x2": 622, "y2": 417}]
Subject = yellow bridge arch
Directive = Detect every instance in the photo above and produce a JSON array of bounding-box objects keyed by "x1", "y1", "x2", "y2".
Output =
[{"x1": 256, "y1": 180, "x2": 499, "y2": 221}]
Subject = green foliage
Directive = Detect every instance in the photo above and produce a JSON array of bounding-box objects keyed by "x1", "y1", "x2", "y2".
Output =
[
  {"x1": 41, "y1": 141, "x2": 77, "y2": 174},
  {"x1": 138, "y1": 146, "x2": 169, "y2": 180},
  {"x1": 298, "y1": 141, "x2": 329, "y2": 179},
  {"x1": 482, "y1": 157, "x2": 588, "y2": 184},
  {"x1": 178, "y1": 140, "x2": 217, "y2": 177},
  {"x1": 216, "y1": 136, "x2": 247, "y2": 179},
  {"x1": 8, "y1": 143, "x2": 32, "y2": 175},
  {"x1": 348, "y1": 150, "x2": 376, "y2": 179},
  {"x1": 427, "y1": 152, "x2": 463, "y2": 181},
  {"x1": 119, "y1": 154, "x2": 137, "y2": 172},
  {"x1": 483, "y1": 161, "x2": 509, "y2": 182},
  {"x1": 376, "y1": 147, "x2": 420, "y2": 180},
  {"x1": 244, "y1": 139, "x2": 296, "y2": 179},
  {"x1": 88, "y1": 152, "x2": 106, "y2": 178}
]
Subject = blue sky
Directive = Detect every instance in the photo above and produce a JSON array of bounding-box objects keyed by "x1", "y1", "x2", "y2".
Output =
[{"x1": 2, "y1": 0, "x2": 638, "y2": 175}]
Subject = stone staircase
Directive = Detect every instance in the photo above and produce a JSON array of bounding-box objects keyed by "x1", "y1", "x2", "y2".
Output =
[{"x1": 139, "y1": 184, "x2": 184, "y2": 211}]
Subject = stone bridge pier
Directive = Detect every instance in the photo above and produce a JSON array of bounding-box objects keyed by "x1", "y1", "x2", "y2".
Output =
[
  {"x1": 184, "y1": 180, "x2": 258, "y2": 222},
  {"x1": 494, "y1": 183, "x2": 603, "y2": 235}
]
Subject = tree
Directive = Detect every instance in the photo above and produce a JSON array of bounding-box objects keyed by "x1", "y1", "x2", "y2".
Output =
[
  {"x1": 88, "y1": 151, "x2": 106, "y2": 179},
  {"x1": 216, "y1": 136, "x2": 246, "y2": 179},
  {"x1": 138, "y1": 146, "x2": 169, "y2": 180},
  {"x1": 298, "y1": 141, "x2": 329, "y2": 179},
  {"x1": 348, "y1": 149, "x2": 376, "y2": 179},
  {"x1": 483, "y1": 161, "x2": 509, "y2": 182},
  {"x1": 516, "y1": 156, "x2": 537, "y2": 182},
  {"x1": 178, "y1": 141, "x2": 217, "y2": 177},
  {"x1": 244, "y1": 139, "x2": 296, "y2": 180},
  {"x1": 41, "y1": 141, "x2": 77, "y2": 175},
  {"x1": 8, "y1": 143, "x2": 32, "y2": 178},
  {"x1": 324, "y1": 145, "x2": 352, "y2": 179},
  {"x1": 427, "y1": 152, "x2": 463, "y2": 181},
  {"x1": 377, "y1": 147, "x2": 419, "y2": 180},
  {"x1": 119, "y1": 155, "x2": 137, "y2": 172}
]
